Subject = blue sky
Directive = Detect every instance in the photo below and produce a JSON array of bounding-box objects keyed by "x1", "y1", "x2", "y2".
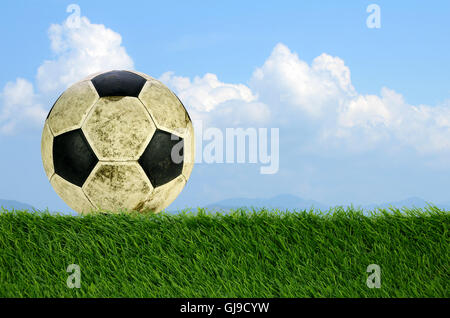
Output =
[{"x1": 1, "y1": 1, "x2": 449, "y2": 213}]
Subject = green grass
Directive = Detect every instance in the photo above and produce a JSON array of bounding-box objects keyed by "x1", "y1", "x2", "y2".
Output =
[{"x1": 0, "y1": 207, "x2": 448, "y2": 297}]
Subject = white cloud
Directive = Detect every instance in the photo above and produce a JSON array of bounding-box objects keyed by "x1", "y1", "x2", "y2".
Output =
[
  {"x1": 0, "y1": 78, "x2": 46, "y2": 134},
  {"x1": 2, "y1": 13, "x2": 449, "y2": 158},
  {"x1": 250, "y1": 43, "x2": 356, "y2": 118},
  {"x1": 162, "y1": 42, "x2": 450, "y2": 156},
  {"x1": 0, "y1": 15, "x2": 133, "y2": 134},
  {"x1": 160, "y1": 71, "x2": 270, "y2": 125},
  {"x1": 333, "y1": 87, "x2": 450, "y2": 154},
  {"x1": 160, "y1": 72, "x2": 256, "y2": 112},
  {"x1": 249, "y1": 43, "x2": 450, "y2": 155},
  {"x1": 37, "y1": 16, "x2": 133, "y2": 93}
]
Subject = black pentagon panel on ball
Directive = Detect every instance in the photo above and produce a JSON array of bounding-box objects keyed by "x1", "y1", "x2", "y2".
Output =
[
  {"x1": 91, "y1": 70, "x2": 147, "y2": 97},
  {"x1": 138, "y1": 129, "x2": 184, "y2": 187},
  {"x1": 53, "y1": 129, "x2": 98, "y2": 187}
]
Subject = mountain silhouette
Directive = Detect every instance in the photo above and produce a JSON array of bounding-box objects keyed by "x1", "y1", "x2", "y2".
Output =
[
  {"x1": 0, "y1": 199, "x2": 35, "y2": 211},
  {"x1": 205, "y1": 194, "x2": 328, "y2": 211},
  {"x1": 205, "y1": 195, "x2": 450, "y2": 212}
]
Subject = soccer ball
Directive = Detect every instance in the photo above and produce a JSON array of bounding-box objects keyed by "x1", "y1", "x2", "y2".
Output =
[{"x1": 41, "y1": 70, "x2": 194, "y2": 214}]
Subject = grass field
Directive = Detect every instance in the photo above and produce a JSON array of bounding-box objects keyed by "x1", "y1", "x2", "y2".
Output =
[{"x1": 0, "y1": 207, "x2": 448, "y2": 298}]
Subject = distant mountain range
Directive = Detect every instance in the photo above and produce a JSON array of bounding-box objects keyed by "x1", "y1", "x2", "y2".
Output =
[
  {"x1": 205, "y1": 194, "x2": 450, "y2": 212},
  {"x1": 0, "y1": 199, "x2": 35, "y2": 211},
  {"x1": 1, "y1": 195, "x2": 449, "y2": 214},
  {"x1": 205, "y1": 194, "x2": 329, "y2": 211},
  {"x1": 361, "y1": 196, "x2": 450, "y2": 211}
]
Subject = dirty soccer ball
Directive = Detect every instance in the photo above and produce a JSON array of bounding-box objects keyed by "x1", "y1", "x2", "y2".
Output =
[{"x1": 41, "y1": 70, "x2": 194, "y2": 214}]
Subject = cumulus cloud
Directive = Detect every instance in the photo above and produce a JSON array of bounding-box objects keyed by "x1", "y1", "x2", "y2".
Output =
[
  {"x1": 0, "y1": 78, "x2": 46, "y2": 134},
  {"x1": 160, "y1": 71, "x2": 271, "y2": 125},
  {"x1": 37, "y1": 16, "x2": 133, "y2": 93},
  {"x1": 251, "y1": 44, "x2": 449, "y2": 155},
  {"x1": 162, "y1": 42, "x2": 450, "y2": 155},
  {"x1": 250, "y1": 43, "x2": 356, "y2": 118},
  {"x1": 330, "y1": 86, "x2": 450, "y2": 154},
  {"x1": 0, "y1": 15, "x2": 133, "y2": 134},
  {"x1": 3, "y1": 13, "x2": 449, "y2": 158}
]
